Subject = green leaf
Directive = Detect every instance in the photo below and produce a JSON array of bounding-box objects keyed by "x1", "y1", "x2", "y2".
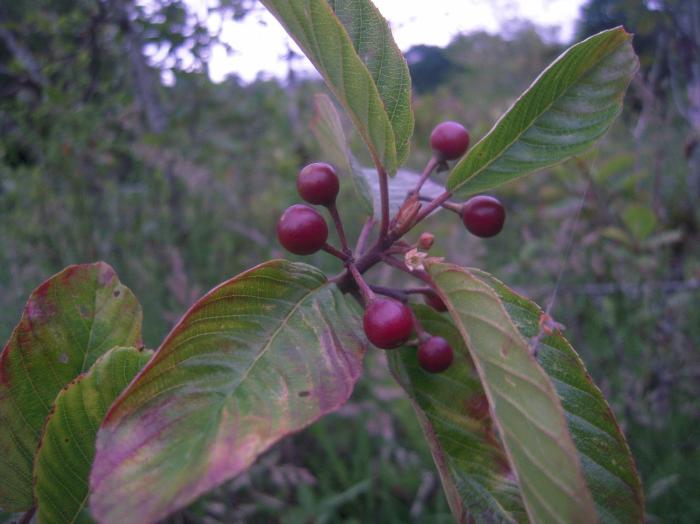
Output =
[
  {"x1": 425, "y1": 262, "x2": 597, "y2": 523},
  {"x1": 310, "y1": 93, "x2": 374, "y2": 214},
  {"x1": 473, "y1": 269, "x2": 644, "y2": 523},
  {"x1": 622, "y1": 204, "x2": 656, "y2": 240},
  {"x1": 260, "y1": 0, "x2": 399, "y2": 173},
  {"x1": 447, "y1": 27, "x2": 638, "y2": 196},
  {"x1": 362, "y1": 168, "x2": 443, "y2": 220},
  {"x1": 328, "y1": 0, "x2": 414, "y2": 165},
  {"x1": 0, "y1": 263, "x2": 142, "y2": 511},
  {"x1": 89, "y1": 260, "x2": 366, "y2": 524},
  {"x1": 388, "y1": 305, "x2": 527, "y2": 523},
  {"x1": 33, "y1": 346, "x2": 152, "y2": 524}
]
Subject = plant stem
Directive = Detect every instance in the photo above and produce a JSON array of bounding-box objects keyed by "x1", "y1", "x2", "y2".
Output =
[
  {"x1": 348, "y1": 263, "x2": 375, "y2": 304},
  {"x1": 355, "y1": 217, "x2": 375, "y2": 255},
  {"x1": 327, "y1": 203, "x2": 350, "y2": 254},
  {"x1": 322, "y1": 243, "x2": 350, "y2": 261},
  {"x1": 378, "y1": 165, "x2": 390, "y2": 239},
  {"x1": 412, "y1": 310, "x2": 430, "y2": 342},
  {"x1": 401, "y1": 190, "x2": 453, "y2": 236},
  {"x1": 369, "y1": 285, "x2": 408, "y2": 302},
  {"x1": 404, "y1": 286, "x2": 435, "y2": 296},
  {"x1": 418, "y1": 194, "x2": 462, "y2": 214},
  {"x1": 411, "y1": 156, "x2": 439, "y2": 197},
  {"x1": 18, "y1": 507, "x2": 35, "y2": 524}
]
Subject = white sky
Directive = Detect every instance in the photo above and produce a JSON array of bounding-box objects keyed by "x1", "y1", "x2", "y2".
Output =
[{"x1": 184, "y1": 0, "x2": 586, "y2": 83}]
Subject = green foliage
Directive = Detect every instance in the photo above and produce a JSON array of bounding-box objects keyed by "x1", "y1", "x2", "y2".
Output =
[
  {"x1": 260, "y1": 0, "x2": 413, "y2": 174},
  {"x1": 424, "y1": 262, "x2": 598, "y2": 522},
  {"x1": 389, "y1": 306, "x2": 527, "y2": 522},
  {"x1": 310, "y1": 93, "x2": 374, "y2": 214},
  {"x1": 474, "y1": 269, "x2": 644, "y2": 523},
  {"x1": 0, "y1": 263, "x2": 142, "y2": 511},
  {"x1": 447, "y1": 27, "x2": 638, "y2": 196},
  {"x1": 34, "y1": 346, "x2": 152, "y2": 524},
  {"x1": 1, "y1": 0, "x2": 695, "y2": 522},
  {"x1": 90, "y1": 261, "x2": 366, "y2": 523}
]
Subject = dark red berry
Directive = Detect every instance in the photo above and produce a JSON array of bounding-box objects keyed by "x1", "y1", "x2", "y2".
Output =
[
  {"x1": 276, "y1": 204, "x2": 328, "y2": 255},
  {"x1": 461, "y1": 195, "x2": 505, "y2": 238},
  {"x1": 363, "y1": 299, "x2": 414, "y2": 349},
  {"x1": 430, "y1": 121, "x2": 470, "y2": 160},
  {"x1": 297, "y1": 162, "x2": 340, "y2": 206},
  {"x1": 423, "y1": 292, "x2": 447, "y2": 312},
  {"x1": 418, "y1": 336, "x2": 454, "y2": 373}
]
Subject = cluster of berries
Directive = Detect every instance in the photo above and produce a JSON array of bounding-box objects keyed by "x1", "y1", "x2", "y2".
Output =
[{"x1": 276, "y1": 121, "x2": 507, "y2": 373}]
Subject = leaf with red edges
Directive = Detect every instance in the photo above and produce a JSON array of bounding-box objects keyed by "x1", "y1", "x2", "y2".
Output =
[
  {"x1": 89, "y1": 260, "x2": 365, "y2": 524},
  {"x1": 0, "y1": 263, "x2": 142, "y2": 511}
]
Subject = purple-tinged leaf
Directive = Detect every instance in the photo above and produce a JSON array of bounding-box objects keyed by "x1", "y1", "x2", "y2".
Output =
[
  {"x1": 89, "y1": 260, "x2": 365, "y2": 524},
  {"x1": 0, "y1": 263, "x2": 142, "y2": 511}
]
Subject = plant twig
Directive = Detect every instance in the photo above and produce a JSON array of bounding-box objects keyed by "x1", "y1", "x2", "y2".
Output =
[
  {"x1": 410, "y1": 156, "x2": 439, "y2": 197},
  {"x1": 355, "y1": 217, "x2": 375, "y2": 256},
  {"x1": 369, "y1": 285, "x2": 408, "y2": 302},
  {"x1": 327, "y1": 203, "x2": 350, "y2": 254},
  {"x1": 418, "y1": 194, "x2": 462, "y2": 214},
  {"x1": 377, "y1": 165, "x2": 390, "y2": 239},
  {"x1": 322, "y1": 243, "x2": 350, "y2": 261},
  {"x1": 404, "y1": 286, "x2": 435, "y2": 296},
  {"x1": 17, "y1": 506, "x2": 35, "y2": 524},
  {"x1": 348, "y1": 263, "x2": 375, "y2": 304}
]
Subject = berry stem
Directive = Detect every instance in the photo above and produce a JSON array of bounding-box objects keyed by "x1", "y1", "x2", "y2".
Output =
[
  {"x1": 369, "y1": 285, "x2": 408, "y2": 302},
  {"x1": 378, "y1": 165, "x2": 390, "y2": 239},
  {"x1": 411, "y1": 311, "x2": 430, "y2": 342},
  {"x1": 327, "y1": 203, "x2": 351, "y2": 254},
  {"x1": 411, "y1": 156, "x2": 439, "y2": 198},
  {"x1": 418, "y1": 194, "x2": 462, "y2": 214},
  {"x1": 355, "y1": 216, "x2": 375, "y2": 255},
  {"x1": 404, "y1": 286, "x2": 436, "y2": 296},
  {"x1": 413, "y1": 190, "x2": 453, "y2": 226},
  {"x1": 322, "y1": 243, "x2": 351, "y2": 261},
  {"x1": 348, "y1": 263, "x2": 375, "y2": 304}
]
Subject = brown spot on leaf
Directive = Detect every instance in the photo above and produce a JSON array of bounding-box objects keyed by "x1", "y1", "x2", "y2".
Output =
[
  {"x1": 298, "y1": 391, "x2": 310, "y2": 398},
  {"x1": 465, "y1": 393, "x2": 490, "y2": 421},
  {"x1": 113, "y1": 289, "x2": 121, "y2": 298},
  {"x1": 58, "y1": 353, "x2": 69, "y2": 364}
]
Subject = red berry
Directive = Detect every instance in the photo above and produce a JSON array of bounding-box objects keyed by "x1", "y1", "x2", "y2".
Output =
[
  {"x1": 461, "y1": 195, "x2": 505, "y2": 238},
  {"x1": 430, "y1": 121, "x2": 470, "y2": 160},
  {"x1": 297, "y1": 162, "x2": 340, "y2": 206},
  {"x1": 423, "y1": 292, "x2": 447, "y2": 312},
  {"x1": 363, "y1": 299, "x2": 414, "y2": 349},
  {"x1": 418, "y1": 336, "x2": 454, "y2": 373},
  {"x1": 276, "y1": 204, "x2": 328, "y2": 255}
]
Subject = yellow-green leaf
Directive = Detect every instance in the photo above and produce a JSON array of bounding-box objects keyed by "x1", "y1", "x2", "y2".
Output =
[
  {"x1": 426, "y1": 262, "x2": 597, "y2": 523},
  {"x1": 33, "y1": 346, "x2": 152, "y2": 524}
]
